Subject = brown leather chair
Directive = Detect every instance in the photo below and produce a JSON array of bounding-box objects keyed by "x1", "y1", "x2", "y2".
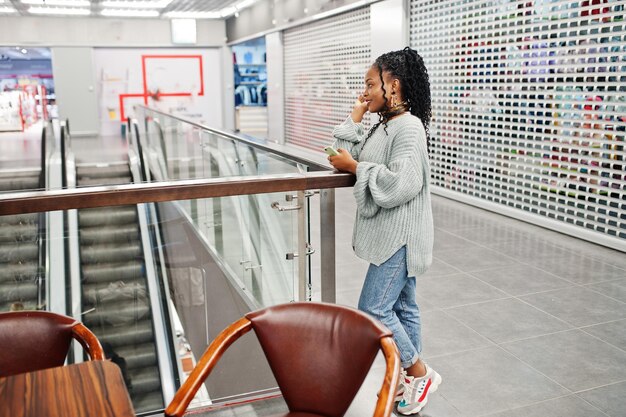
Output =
[
  {"x1": 0, "y1": 311, "x2": 105, "y2": 377},
  {"x1": 165, "y1": 302, "x2": 401, "y2": 417}
]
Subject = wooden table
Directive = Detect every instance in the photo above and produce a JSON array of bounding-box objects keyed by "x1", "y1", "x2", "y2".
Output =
[{"x1": 0, "y1": 360, "x2": 135, "y2": 417}]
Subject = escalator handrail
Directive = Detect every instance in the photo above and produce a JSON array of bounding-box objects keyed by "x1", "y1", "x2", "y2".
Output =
[
  {"x1": 149, "y1": 118, "x2": 169, "y2": 179},
  {"x1": 135, "y1": 104, "x2": 330, "y2": 171},
  {"x1": 60, "y1": 123, "x2": 67, "y2": 189},
  {"x1": 132, "y1": 120, "x2": 148, "y2": 183},
  {"x1": 0, "y1": 171, "x2": 355, "y2": 216},
  {"x1": 39, "y1": 124, "x2": 46, "y2": 190}
]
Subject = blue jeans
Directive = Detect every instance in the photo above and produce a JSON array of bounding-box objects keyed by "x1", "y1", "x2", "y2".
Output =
[{"x1": 358, "y1": 246, "x2": 422, "y2": 368}]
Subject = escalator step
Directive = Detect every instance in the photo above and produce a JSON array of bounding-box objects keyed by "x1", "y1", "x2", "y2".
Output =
[
  {"x1": 0, "y1": 300, "x2": 38, "y2": 312},
  {"x1": 77, "y1": 177, "x2": 132, "y2": 186},
  {"x1": 0, "y1": 280, "x2": 38, "y2": 304},
  {"x1": 80, "y1": 225, "x2": 139, "y2": 245},
  {"x1": 0, "y1": 242, "x2": 39, "y2": 263},
  {"x1": 132, "y1": 391, "x2": 164, "y2": 414},
  {"x1": 79, "y1": 207, "x2": 137, "y2": 227},
  {"x1": 82, "y1": 300, "x2": 151, "y2": 328},
  {"x1": 0, "y1": 262, "x2": 38, "y2": 283},
  {"x1": 115, "y1": 343, "x2": 158, "y2": 370},
  {"x1": 76, "y1": 164, "x2": 130, "y2": 179},
  {"x1": 95, "y1": 320, "x2": 155, "y2": 349},
  {"x1": 81, "y1": 277, "x2": 146, "y2": 305},
  {"x1": 128, "y1": 366, "x2": 162, "y2": 396},
  {"x1": 0, "y1": 214, "x2": 38, "y2": 226},
  {"x1": 0, "y1": 176, "x2": 40, "y2": 192},
  {"x1": 82, "y1": 261, "x2": 144, "y2": 283},
  {"x1": 0, "y1": 223, "x2": 38, "y2": 243},
  {"x1": 80, "y1": 243, "x2": 143, "y2": 264}
]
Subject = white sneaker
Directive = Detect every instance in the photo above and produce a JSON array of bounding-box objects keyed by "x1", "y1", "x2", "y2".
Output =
[
  {"x1": 394, "y1": 369, "x2": 407, "y2": 402},
  {"x1": 396, "y1": 364, "x2": 442, "y2": 415},
  {"x1": 377, "y1": 369, "x2": 406, "y2": 402}
]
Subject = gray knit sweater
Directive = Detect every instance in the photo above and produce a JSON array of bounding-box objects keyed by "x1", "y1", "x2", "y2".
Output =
[{"x1": 332, "y1": 114, "x2": 433, "y2": 277}]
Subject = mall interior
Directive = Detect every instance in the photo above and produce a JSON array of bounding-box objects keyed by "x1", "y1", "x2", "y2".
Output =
[{"x1": 0, "y1": 1, "x2": 624, "y2": 416}]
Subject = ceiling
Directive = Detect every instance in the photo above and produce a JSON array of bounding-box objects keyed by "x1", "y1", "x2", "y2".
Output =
[{"x1": 0, "y1": 0, "x2": 255, "y2": 19}]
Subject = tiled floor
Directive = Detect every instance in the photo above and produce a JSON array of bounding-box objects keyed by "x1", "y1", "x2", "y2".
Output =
[{"x1": 197, "y1": 188, "x2": 626, "y2": 417}]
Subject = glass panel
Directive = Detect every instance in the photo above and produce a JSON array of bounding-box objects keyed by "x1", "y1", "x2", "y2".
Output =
[{"x1": 0, "y1": 212, "x2": 45, "y2": 312}]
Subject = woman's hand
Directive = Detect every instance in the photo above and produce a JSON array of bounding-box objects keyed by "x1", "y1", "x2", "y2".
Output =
[
  {"x1": 328, "y1": 149, "x2": 358, "y2": 174},
  {"x1": 351, "y1": 95, "x2": 369, "y2": 123}
]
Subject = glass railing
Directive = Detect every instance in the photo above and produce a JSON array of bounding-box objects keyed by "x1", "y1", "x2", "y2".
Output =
[{"x1": 0, "y1": 108, "x2": 354, "y2": 414}]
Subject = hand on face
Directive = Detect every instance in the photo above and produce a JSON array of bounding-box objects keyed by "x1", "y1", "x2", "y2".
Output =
[{"x1": 328, "y1": 148, "x2": 358, "y2": 174}]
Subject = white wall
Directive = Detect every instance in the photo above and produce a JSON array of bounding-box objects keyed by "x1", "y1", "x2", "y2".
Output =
[
  {"x1": 370, "y1": 0, "x2": 408, "y2": 59},
  {"x1": 266, "y1": 32, "x2": 284, "y2": 144},
  {"x1": 0, "y1": 16, "x2": 226, "y2": 47},
  {"x1": 51, "y1": 47, "x2": 99, "y2": 136},
  {"x1": 93, "y1": 48, "x2": 223, "y2": 136}
]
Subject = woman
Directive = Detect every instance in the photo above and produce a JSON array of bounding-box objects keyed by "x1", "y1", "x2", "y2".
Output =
[{"x1": 328, "y1": 47, "x2": 440, "y2": 415}]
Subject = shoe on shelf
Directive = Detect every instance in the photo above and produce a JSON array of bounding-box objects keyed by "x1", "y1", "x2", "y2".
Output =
[{"x1": 396, "y1": 364, "x2": 442, "y2": 415}]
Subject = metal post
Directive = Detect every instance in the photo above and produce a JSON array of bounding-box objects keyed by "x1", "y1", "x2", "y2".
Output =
[
  {"x1": 319, "y1": 189, "x2": 336, "y2": 303},
  {"x1": 297, "y1": 190, "x2": 307, "y2": 301}
]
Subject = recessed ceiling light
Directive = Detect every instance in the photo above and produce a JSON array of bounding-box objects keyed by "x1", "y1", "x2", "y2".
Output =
[
  {"x1": 220, "y1": 6, "x2": 236, "y2": 17},
  {"x1": 100, "y1": 8, "x2": 160, "y2": 17},
  {"x1": 236, "y1": 0, "x2": 257, "y2": 9},
  {"x1": 28, "y1": 6, "x2": 91, "y2": 15},
  {"x1": 100, "y1": 0, "x2": 172, "y2": 9},
  {"x1": 21, "y1": 0, "x2": 90, "y2": 6},
  {"x1": 164, "y1": 11, "x2": 221, "y2": 19}
]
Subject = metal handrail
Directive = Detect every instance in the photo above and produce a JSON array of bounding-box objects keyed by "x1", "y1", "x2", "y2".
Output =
[
  {"x1": 0, "y1": 171, "x2": 355, "y2": 216},
  {"x1": 136, "y1": 105, "x2": 330, "y2": 171}
]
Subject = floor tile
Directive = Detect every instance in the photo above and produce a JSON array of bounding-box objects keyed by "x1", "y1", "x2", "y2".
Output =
[
  {"x1": 435, "y1": 246, "x2": 520, "y2": 273},
  {"x1": 502, "y1": 330, "x2": 626, "y2": 392},
  {"x1": 532, "y1": 255, "x2": 626, "y2": 285},
  {"x1": 433, "y1": 229, "x2": 474, "y2": 252},
  {"x1": 586, "y1": 279, "x2": 626, "y2": 303},
  {"x1": 455, "y1": 226, "x2": 555, "y2": 250},
  {"x1": 416, "y1": 273, "x2": 509, "y2": 309},
  {"x1": 482, "y1": 395, "x2": 607, "y2": 417},
  {"x1": 578, "y1": 381, "x2": 626, "y2": 417},
  {"x1": 447, "y1": 298, "x2": 572, "y2": 343},
  {"x1": 520, "y1": 287, "x2": 626, "y2": 327},
  {"x1": 470, "y1": 264, "x2": 574, "y2": 296},
  {"x1": 486, "y1": 239, "x2": 576, "y2": 263},
  {"x1": 421, "y1": 257, "x2": 463, "y2": 278},
  {"x1": 420, "y1": 310, "x2": 492, "y2": 359},
  {"x1": 581, "y1": 319, "x2": 626, "y2": 351},
  {"x1": 427, "y1": 347, "x2": 568, "y2": 416}
]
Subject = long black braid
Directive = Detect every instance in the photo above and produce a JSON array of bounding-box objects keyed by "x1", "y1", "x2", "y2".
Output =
[{"x1": 363, "y1": 47, "x2": 432, "y2": 148}]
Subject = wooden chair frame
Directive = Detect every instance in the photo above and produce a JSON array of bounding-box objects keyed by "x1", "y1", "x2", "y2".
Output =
[
  {"x1": 165, "y1": 317, "x2": 400, "y2": 417},
  {"x1": 71, "y1": 322, "x2": 106, "y2": 361}
]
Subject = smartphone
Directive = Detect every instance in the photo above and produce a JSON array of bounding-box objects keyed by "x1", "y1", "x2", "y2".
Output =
[{"x1": 324, "y1": 146, "x2": 339, "y2": 157}]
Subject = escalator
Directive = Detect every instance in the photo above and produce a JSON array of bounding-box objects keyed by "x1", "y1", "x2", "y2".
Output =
[
  {"x1": 0, "y1": 126, "x2": 47, "y2": 313},
  {"x1": 73, "y1": 161, "x2": 165, "y2": 413}
]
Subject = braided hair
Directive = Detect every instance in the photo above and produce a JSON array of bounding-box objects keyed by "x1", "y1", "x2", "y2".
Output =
[{"x1": 363, "y1": 47, "x2": 432, "y2": 148}]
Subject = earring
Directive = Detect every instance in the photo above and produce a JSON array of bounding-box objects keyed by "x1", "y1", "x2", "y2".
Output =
[{"x1": 391, "y1": 91, "x2": 397, "y2": 107}]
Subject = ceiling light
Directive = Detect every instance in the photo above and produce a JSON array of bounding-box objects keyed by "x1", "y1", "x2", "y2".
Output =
[
  {"x1": 28, "y1": 6, "x2": 91, "y2": 15},
  {"x1": 101, "y1": 8, "x2": 160, "y2": 17},
  {"x1": 220, "y1": 6, "x2": 236, "y2": 17},
  {"x1": 21, "y1": 0, "x2": 90, "y2": 6},
  {"x1": 236, "y1": 0, "x2": 257, "y2": 9},
  {"x1": 0, "y1": 6, "x2": 17, "y2": 13},
  {"x1": 234, "y1": 11, "x2": 239, "y2": 17},
  {"x1": 100, "y1": 0, "x2": 172, "y2": 8},
  {"x1": 164, "y1": 11, "x2": 221, "y2": 19}
]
